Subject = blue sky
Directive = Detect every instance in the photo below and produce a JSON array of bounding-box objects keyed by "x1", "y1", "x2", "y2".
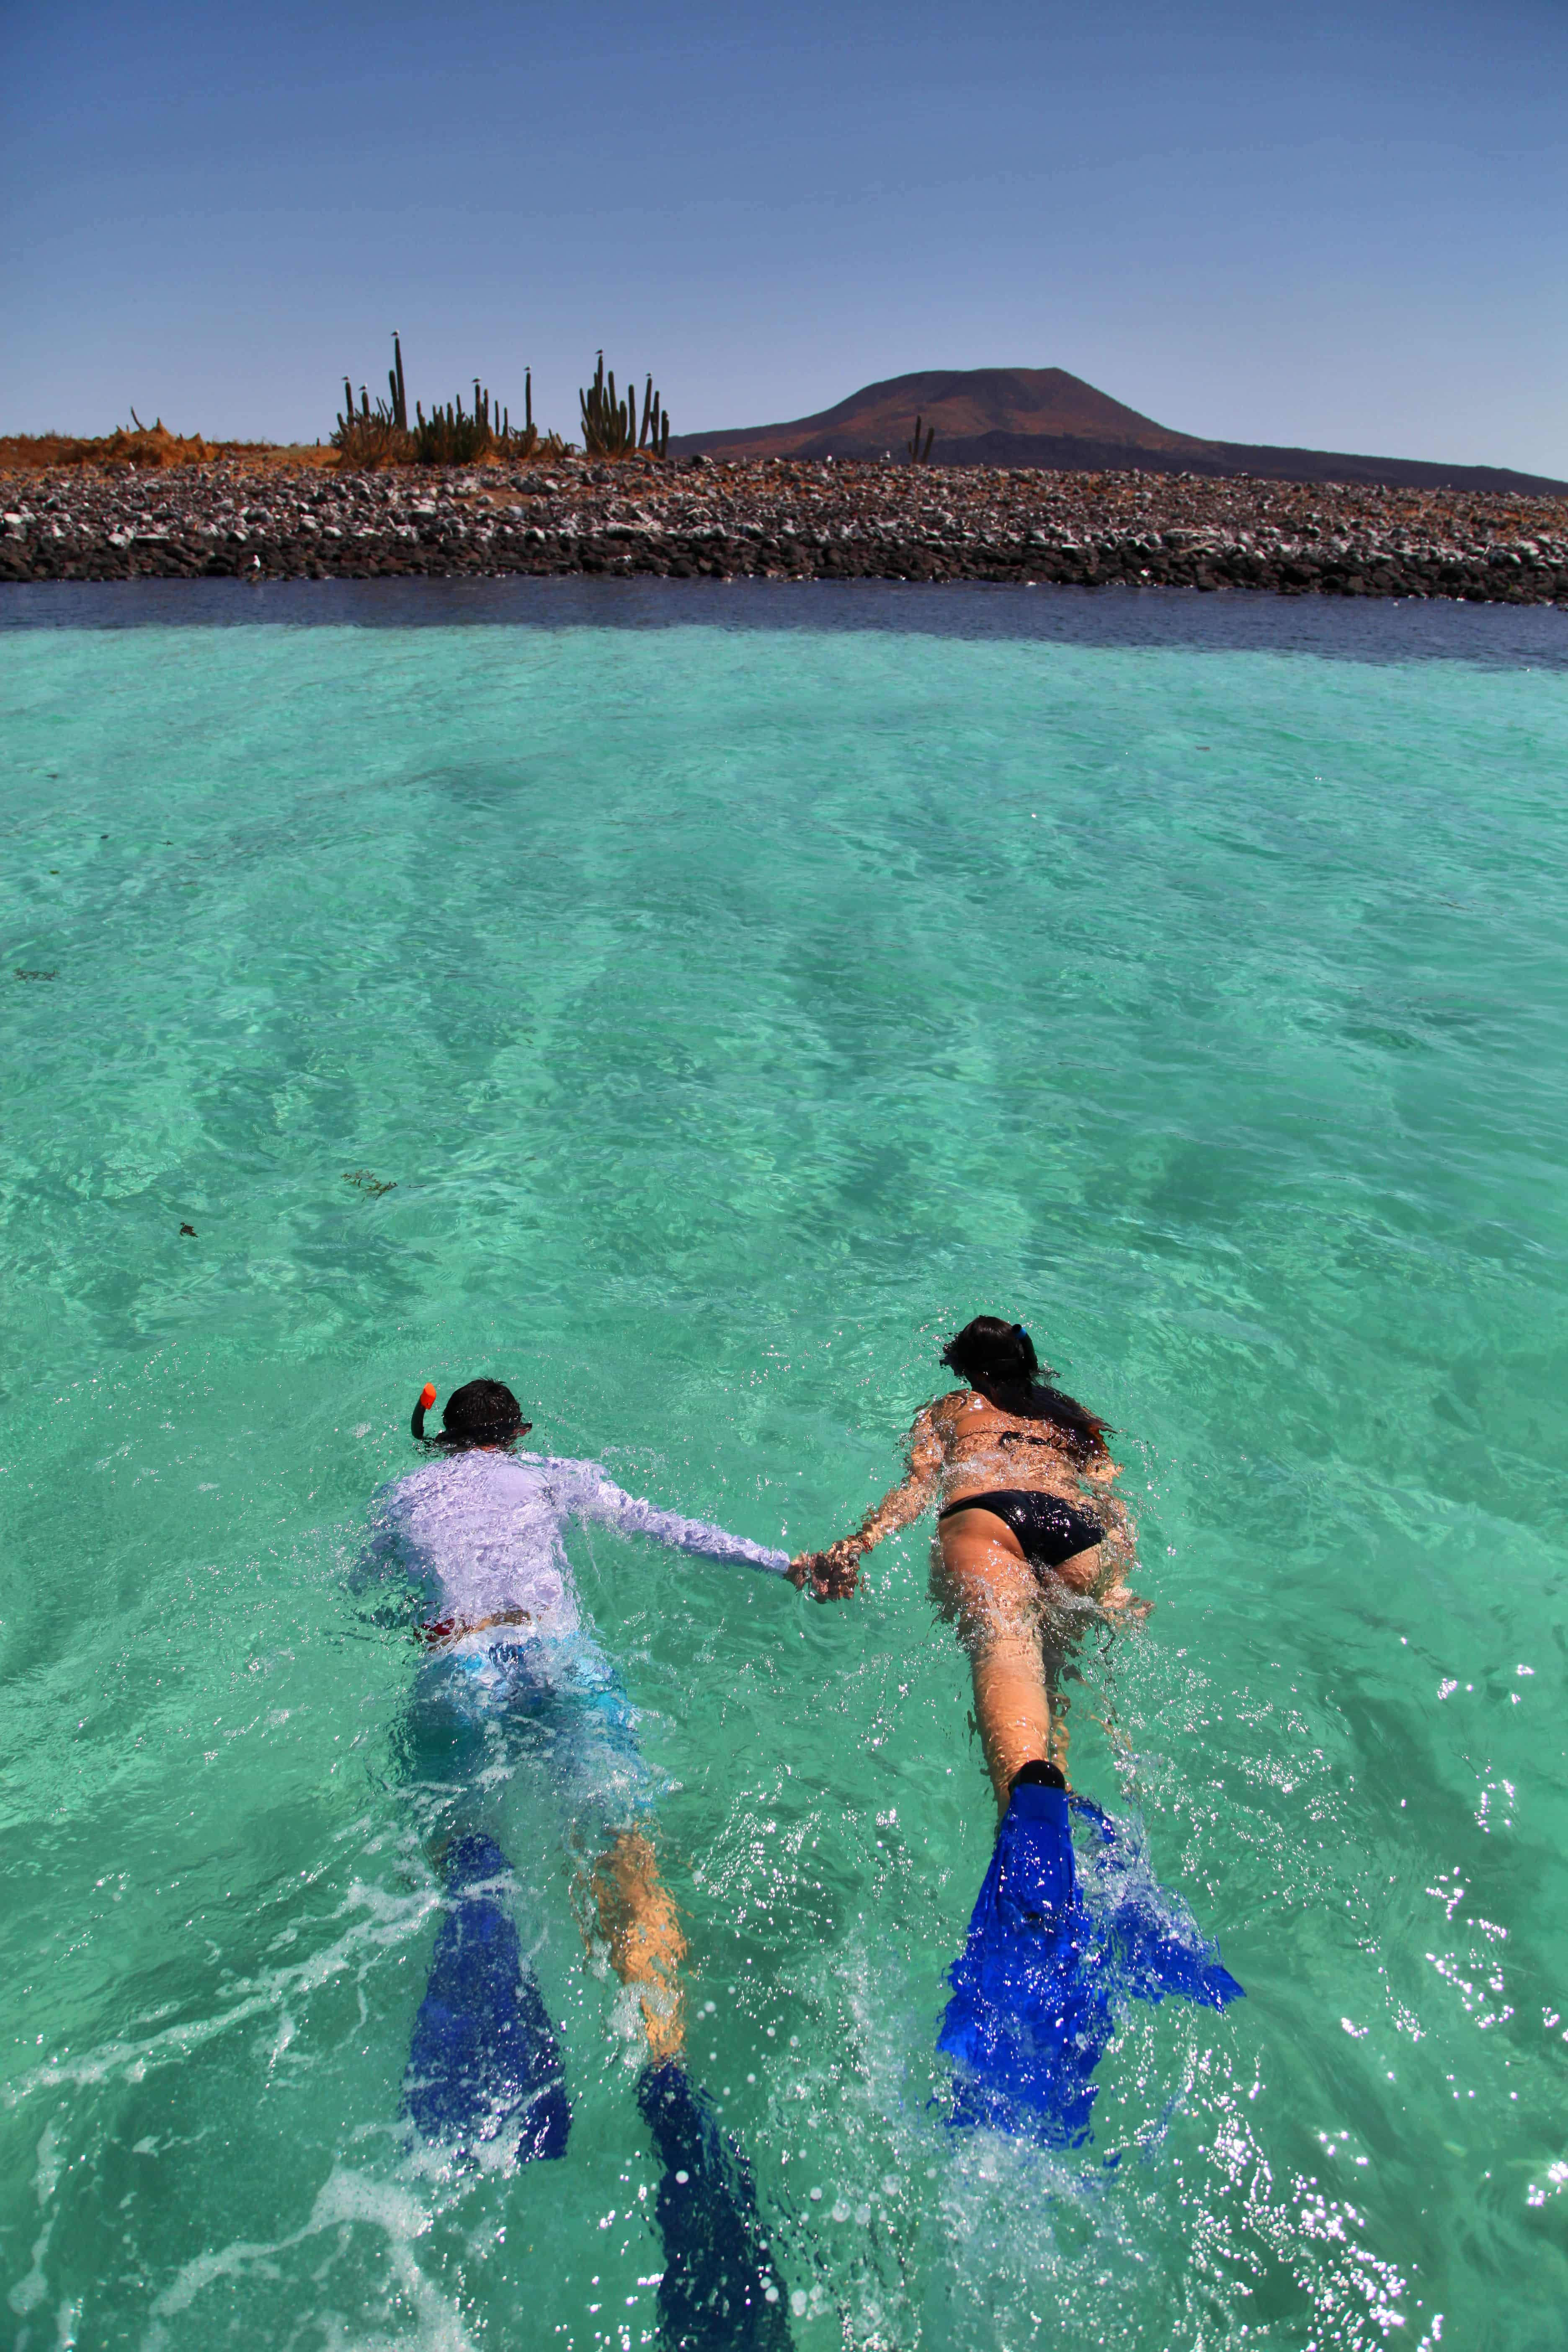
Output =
[{"x1": 3, "y1": 0, "x2": 1565, "y2": 472}]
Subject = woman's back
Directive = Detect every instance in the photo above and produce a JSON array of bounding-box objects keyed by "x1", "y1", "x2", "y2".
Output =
[{"x1": 928, "y1": 1385, "x2": 1115, "y2": 1510}]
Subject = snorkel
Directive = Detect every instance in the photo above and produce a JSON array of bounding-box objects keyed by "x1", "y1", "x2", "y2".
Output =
[{"x1": 411, "y1": 1379, "x2": 533, "y2": 1452}]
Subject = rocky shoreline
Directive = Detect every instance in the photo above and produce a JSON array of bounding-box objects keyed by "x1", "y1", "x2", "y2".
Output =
[{"x1": 3, "y1": 456, "x2": 1567, "y2": 604}]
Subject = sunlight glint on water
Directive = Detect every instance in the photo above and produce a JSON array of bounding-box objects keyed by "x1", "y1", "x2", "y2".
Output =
[{"x1": 2, "y1": 584, "x2": 1566, "y2": 2351}]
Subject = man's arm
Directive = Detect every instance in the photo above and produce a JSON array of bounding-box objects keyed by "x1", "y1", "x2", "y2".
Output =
[
  {"x1": 563, "y1": 1459, "x2": 792, "y2": 1576},
  {"x1": 343, "y1": 1490, "x2": 434, "y2": 1638},
  {"x1": 346, "y1": 1498, "x2": 409, "y2": 1594}
]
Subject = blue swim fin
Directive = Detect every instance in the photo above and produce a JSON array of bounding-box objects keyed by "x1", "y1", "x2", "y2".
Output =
[
  {"x1": 939, "y1": 1780, "x2": 1115, "y2": 2144},
  {"x1": 404, "y1": 1831, "x2": 571, "y2": 2163},
  {"x1": 637, "y1": 2061, "x2": 792, "y2": 2349},
  {"x1": 939, "y1": 1784, "x2": 1243, "y2": 2147},
  {"x1": 1069, "y1": 1797, "x2": 1245, "y2": 2013}
]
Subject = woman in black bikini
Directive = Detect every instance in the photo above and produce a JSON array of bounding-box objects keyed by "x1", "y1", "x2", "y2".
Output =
[{"x1": 792, "y1": 1316, "x2": 1142, "y2": 1811}]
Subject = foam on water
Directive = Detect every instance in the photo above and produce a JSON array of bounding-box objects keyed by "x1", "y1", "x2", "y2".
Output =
[{"x1": 2, "y1": 582, "x2": 1566, "y2": 2348}]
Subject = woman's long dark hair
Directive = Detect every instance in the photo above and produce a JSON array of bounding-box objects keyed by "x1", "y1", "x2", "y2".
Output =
[{"x1": 939, "y1": 1315, "x2": 1112, "y2": 1464}]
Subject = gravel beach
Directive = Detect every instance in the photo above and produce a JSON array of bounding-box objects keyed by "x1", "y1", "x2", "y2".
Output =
[{"x1": 3, "y1": 455, "x2": 1566, "y2": 603}]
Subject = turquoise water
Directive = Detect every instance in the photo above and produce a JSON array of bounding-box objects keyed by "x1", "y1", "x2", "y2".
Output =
[{"x1": 3, "y1": 581, "x2": 1566, "y2": 2350}]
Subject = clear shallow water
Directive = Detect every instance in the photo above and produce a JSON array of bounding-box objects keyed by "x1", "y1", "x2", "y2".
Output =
[{"x1": 2, "y1": 581, "x2": 1566, "y2": 2350}]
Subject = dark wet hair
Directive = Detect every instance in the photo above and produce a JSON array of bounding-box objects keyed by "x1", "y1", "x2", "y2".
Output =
[
  {"x1": 413, "y1": 1378, "x2": 529, "y2": 1451},
  {"x1": 939, "y1": 1315, "x2": 1112, "y2": 1463}
]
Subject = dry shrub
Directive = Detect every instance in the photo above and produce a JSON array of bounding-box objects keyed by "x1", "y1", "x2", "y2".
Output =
[
  {"x1": 333, "y1": 417, "x2": 417, "y2": 471},
  {"x1": 0, "y1": 424, "x2": 332, "y2": 476},
  {"x1": 0, "y1": 424, "x2": 213, "y2": 471}
]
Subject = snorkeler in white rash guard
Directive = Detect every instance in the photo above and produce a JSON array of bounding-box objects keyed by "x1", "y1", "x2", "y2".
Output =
[
  {"x1": 367, "y1": 1377, "x2": 796, "y2": 2351},
  {"x1": 383, "y1": 1380, "x2": 792, "y2": 1656}
]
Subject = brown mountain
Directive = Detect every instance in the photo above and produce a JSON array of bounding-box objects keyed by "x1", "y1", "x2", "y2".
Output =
[{"x1": 668, "y1": 367, "x2": 1568, "y2": 496}]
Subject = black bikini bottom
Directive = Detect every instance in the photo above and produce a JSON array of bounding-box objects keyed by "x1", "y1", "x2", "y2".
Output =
[{"x1": 938, "y1": 1489, "x2": 1105, "y2": 1569}]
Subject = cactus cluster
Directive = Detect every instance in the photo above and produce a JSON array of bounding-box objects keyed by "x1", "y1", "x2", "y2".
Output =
[
  {"x1": 332, "y1": 338, "x2": 672, "y2": 467},
  {"x1": 414, "y1": 375, "x2": 537, "y2": 465},
  {"x1": 907, "y1": 414, "x2": 936, "y2": 464},
  {"x1": 332, "y1": 335, "x2": 541, "y2": 468},
  {"x1": 579, "y1": 355, "x2": 671, "y2": 460}
]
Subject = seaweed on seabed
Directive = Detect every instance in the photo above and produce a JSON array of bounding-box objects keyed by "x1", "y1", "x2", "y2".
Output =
[{"x1": 343, "y1": 1169, "x2": 397, "y2": 1197}]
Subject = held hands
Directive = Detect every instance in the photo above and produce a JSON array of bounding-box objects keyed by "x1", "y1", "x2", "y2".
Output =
[{"x1": 787, "y1": 1536, "x2": 863, "y2": 1602}]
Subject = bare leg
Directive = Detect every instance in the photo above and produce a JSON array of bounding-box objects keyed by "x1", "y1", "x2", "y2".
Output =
[
  {"x1": 936, "y1": 1513, "x2": 1055, "y2": 1816},
  {"x1": 590, "y1": 1829, "x2": 688, "y2": 2064},
  {"x1": 936, "y1": 1513, "x2": 1127, "y2": 1813}
]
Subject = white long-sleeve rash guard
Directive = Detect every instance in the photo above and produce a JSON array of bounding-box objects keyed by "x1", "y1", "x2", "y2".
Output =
[{"x1": 369, "y1": 1449, "x2": 791, "y2": 1643}]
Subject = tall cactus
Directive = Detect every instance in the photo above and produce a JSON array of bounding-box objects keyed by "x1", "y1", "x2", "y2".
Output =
[
  {"x1": 581, "y1": 353, "x2": 671, "y2": 459},
  {"x1": 907, "y1": 414, "x2": 936, "y2": 464},
  {"x1": 638, "y1": 374, "x2": 669, "y2": 456}
]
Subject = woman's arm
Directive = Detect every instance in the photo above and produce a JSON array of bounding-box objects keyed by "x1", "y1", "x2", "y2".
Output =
[
  {"x1": 1063, "y1": 1485, "x2": 1150, "y2": 1622},
  {"x1": 792, "y1": 1406, "x2": 945, "y2": 1594},
  {"x1": 847, "y1": 1406, "x2": 945, "y2": 1554}
]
